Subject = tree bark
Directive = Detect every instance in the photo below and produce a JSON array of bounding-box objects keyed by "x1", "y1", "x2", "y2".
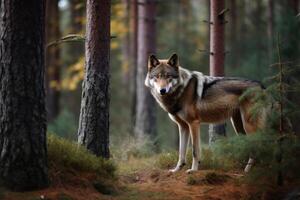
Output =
[
  {"x1": 77, "y1": 0, "x2": 110, "y2": 158},
  {"x1": 130, "y1": 0, "x2": 138, "y2": 129},
  {"x1": 134, "y1": 0, "x2": 157, "y2": 141},
  {"x1": 229, "y1": 0, "x2": 237, "y2": 69},
  {"x1": 208, "y1": 0, "x2": 226, "y2": 144},
  {"x1": 121, "y1": 0, "x2": 131, "y2": 84},
  {"x1": 0, "y1": 0, "x2": 48, "y2": 190},
  {"x1": 46, "y1": 0, "x2": 61, "y2": 122}
]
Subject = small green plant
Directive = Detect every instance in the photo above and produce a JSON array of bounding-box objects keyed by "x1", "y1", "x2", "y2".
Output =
[{"x1": 155, "y1": 151, "x2": 178, "y2": 169}]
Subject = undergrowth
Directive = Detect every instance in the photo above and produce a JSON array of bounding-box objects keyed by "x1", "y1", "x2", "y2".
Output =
[
  {"x1": 48, "y1": 133, "x2": 116, "y2": 178},
  {"x1": 156, "y1": 132, "x2": 300, "y2": 184}
]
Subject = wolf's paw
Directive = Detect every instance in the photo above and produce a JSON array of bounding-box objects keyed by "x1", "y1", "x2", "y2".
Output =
[
  {"x1": 169, "y1": 167, "x2": 180, "y2": 173},
  {"x1": 169, "y1": 162, "x2": 186, "y2": 173},
  {"x1": 186, "y1": 169, "x2": 197, "y2": 174}
]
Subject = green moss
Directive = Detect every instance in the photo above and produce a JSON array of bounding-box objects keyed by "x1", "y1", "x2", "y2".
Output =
[{"x1": 47, "y1": 134, "x2": 116, "y2": 178}]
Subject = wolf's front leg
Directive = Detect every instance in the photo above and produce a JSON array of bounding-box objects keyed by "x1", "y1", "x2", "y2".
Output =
[
  {"x1": 169, "y1": 123, "x2": 190, "y2": 173},
  {"x1": 186, "y1": 122, "x2": 200, "y2": 173}
]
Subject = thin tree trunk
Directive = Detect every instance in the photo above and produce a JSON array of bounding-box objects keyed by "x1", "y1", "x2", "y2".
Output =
[
  {"x1": 121, "y1": 0, "x2": 131, "y2": 84},
  {"x1": 77, "y1": 0, "x2": 110, "y2": 158},
  {"x1": 130, "y1": 0, "x2": 138, "y2": 129},
  {"x1": 0, "y1": 0, "x2": 48, "y2": 190},
  {"x1": 46, "y1": 0, "x2": 61, "y2": 122},
  {"x1": 208, "y1": 0, "x2": 226, "y2": 145},
  {"x1": 229, "y1": 0, "x2": 237, "y2": 68},
  {"x1": 134, "y1": 0, "x2": 157, "y2": 141}
]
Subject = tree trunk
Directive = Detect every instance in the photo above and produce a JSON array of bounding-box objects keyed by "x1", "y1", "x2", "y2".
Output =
[
  {"x1": 130, "y1": 0, "x2": 138, "y2": 129},
  {"x1": 229, "y1": 0, "x2": 237, "y2": 69},
  {"x1": 134, "y1": 0, "x2": 157, "y2": 141},
  {"x1": 77, "y1": 0, "x2": 110, "y2": 158},
  {"x1": 208, "y1": 0, "x2": 226, "y2": 145},
  {"x1": 121, "y1": 0, "x2": 131, "y2": 85},
  {"x1": 0, "y1": 0, "x2": 48, "y2": 190},
  {"x1": 46, "y1": 0, "x2": 61, "y2": 122}
]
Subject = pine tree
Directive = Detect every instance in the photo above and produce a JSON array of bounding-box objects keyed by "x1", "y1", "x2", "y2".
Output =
[
  {"x1": 0, "y1": 0, "x2": 48, "y2": 190},
  {"x1": 77, "y1": 0, "x2": 111, "y2": 158},
  {"x1": 134, "y1": 0, "x2": 157, "y2": 142},
  {"x1": 208, "y1": 0, "x2": 227, "y2": 145}
]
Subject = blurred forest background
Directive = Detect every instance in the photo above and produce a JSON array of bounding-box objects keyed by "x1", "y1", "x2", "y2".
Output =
[
  {"x1": 1, "y1": 0, "x2": 300, "y2": 198},
  {"x1": 47, "y1": 0, "x2": 300, "y2": 153}
]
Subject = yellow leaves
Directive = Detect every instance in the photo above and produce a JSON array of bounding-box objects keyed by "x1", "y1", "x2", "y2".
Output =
[
  {"x1": 50, "y1": 80, "x2": 60, "y2": 90},
  {"x1": 50, "y1": 57, "x2": 85, "y2": 91},
  {"x1": 111, "y1": 3, "x2": 129, "y2": 50},
  {"x1": 111, "y1": 41, "x2": 119, "y2": 49},
  {"x1": 50, "y1": 3, "x2": 130, "y2": 92},
  {"x1": 63, "y1": 57, "x2": 85, "y2": 91}
]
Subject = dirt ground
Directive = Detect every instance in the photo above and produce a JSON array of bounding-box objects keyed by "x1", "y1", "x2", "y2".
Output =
[{"x1": 2, "y1": 168, "x2": 294, "y2": 200}]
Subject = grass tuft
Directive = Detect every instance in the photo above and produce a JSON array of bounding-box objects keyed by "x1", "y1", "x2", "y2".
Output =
[{"x1": 47, "y1": 133, "x2": 116, "y2": 178}]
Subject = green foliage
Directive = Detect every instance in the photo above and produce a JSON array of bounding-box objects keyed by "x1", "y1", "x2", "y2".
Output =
[
  {"x1": 155, "y1": 150, "x2": 178, "y2": 169},
  {"x1": 48, "y1": 110, "x2": 77, "y2": 140},
  {"x1": 212, "y1": 133, "x2": 300, "y2": 183},
  {"x1": 47, "y1": 134, "x2": 116, "y2": 178}
]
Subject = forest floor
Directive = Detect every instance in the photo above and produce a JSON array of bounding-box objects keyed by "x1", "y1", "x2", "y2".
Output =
[{"x1": 1, "y1": 158, "x2": 296, "y2": 200}]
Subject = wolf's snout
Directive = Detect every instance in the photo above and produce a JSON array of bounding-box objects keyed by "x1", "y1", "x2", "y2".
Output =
[{"x1": 160, "y1": 88, "x2": 167, "y2": 95}]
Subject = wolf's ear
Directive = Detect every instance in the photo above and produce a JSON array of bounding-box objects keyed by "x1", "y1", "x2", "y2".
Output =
[
  {"x1": 148, "y1": 54, "x2": 160, "y2": 71},
  {"x1": 167, "y1": 53, "x2": 179, "y2": 69}
]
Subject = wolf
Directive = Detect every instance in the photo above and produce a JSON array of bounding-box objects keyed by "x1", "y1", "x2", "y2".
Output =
[{"x1": 145, "y1": 53, "x2": 266, "y2": 173}]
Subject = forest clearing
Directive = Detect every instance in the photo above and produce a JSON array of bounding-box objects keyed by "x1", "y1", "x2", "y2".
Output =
[{"x1": 0, "y1": 0, "x2": 300, "y2": 199}]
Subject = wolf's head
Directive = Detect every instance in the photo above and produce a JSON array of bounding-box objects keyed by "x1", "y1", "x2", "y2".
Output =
[{"x1": 145, "y1": 53, "x2": 181, "y2": 95}]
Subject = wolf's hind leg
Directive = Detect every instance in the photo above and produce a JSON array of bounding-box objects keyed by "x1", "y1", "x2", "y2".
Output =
[
  {"x1": 240, "y1": 105, "x2": 260, "y2": 172},
  {"x1": 244, "y1": 157, "x2": 255, "y2": 172},
  {"x1": 231, "y1": 109, "x2": 246, "y2": 135}
]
